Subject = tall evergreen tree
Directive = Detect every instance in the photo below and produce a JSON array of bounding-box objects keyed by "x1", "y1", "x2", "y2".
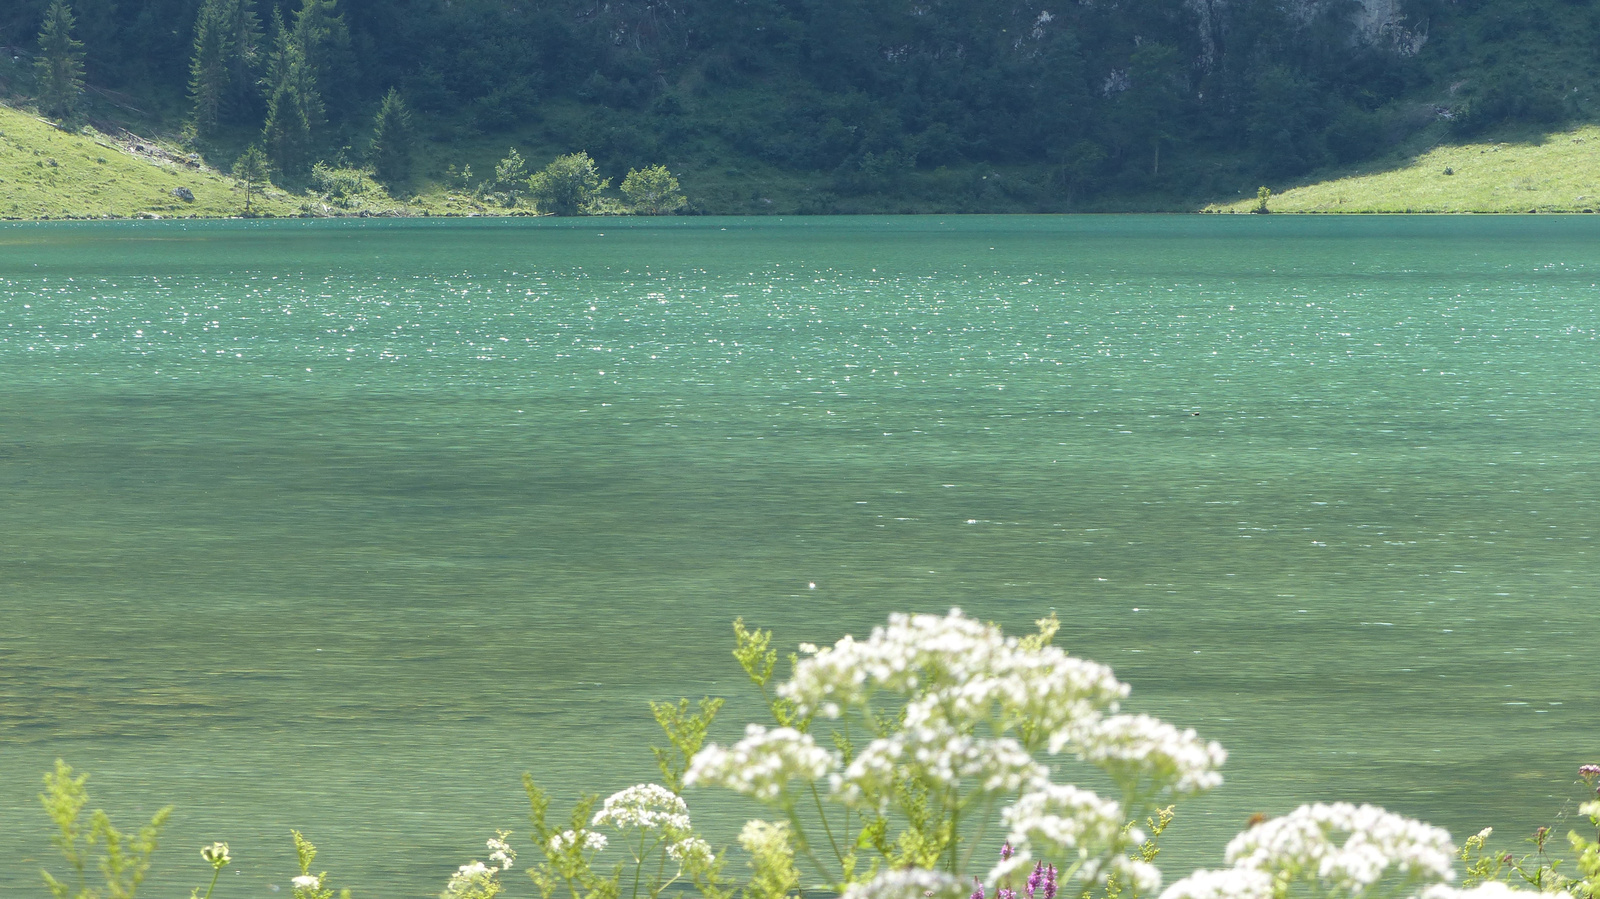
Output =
[
  {"x1": 34, "y1": 0, "x2": 86, "y2": 121},
  {"x1": 368, "y1": 88, "x2": 414, "y2": 185},
  {"x1": 289, "y1": 0, "x2": 352, "y2": 114},
  {"x1": 261, "y1": 7, "x2": 323, "y2": 176},
  {"x1": 223, "y1": 0, "x2": 264, "y2": 119},
  {"x1": 189, "y1": 0, "x2": 234, "y2": 134}
]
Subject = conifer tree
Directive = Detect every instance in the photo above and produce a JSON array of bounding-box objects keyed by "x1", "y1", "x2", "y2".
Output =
[
  {"x1": 223, "y1": 0, "x2": 264, "y2": 119},
  {"x1": 260, "y1": 7, "x2": 323, "y2": 176},
  {"x1": 34, "y1": 0, "x2": 86, "y2": 121},
  {"x1": 189, "y1": 0, "x2": 234, "y2": 134},
  {"x1": 233, "y1": 145, "x2": 270, "y2": 213},
  {"x1": 369, "y1": 88, "x2": 414, "y2": 185}
]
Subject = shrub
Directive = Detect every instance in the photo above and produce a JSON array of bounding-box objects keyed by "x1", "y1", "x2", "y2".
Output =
[
  {"x1": 528, "y1": 152, "x2": 609, "y2": 215},
  {"x1": 622, "y1": 164, "x2": 687, "y2": 214}
]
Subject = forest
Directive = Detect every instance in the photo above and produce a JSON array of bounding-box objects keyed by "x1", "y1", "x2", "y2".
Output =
[{"x1": 0, "y1": 0, "x2": 1595, "y2": 211}]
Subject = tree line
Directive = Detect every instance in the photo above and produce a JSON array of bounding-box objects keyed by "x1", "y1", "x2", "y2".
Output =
[{"x1": 8, "y1": 0, "x2": 1595, "y2": 203}]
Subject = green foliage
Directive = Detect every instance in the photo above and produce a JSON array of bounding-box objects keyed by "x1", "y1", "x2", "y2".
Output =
[
  {"x1": 290, "y1": 831, "x2": 348, "y2": 899},
  {"x1": 309, "y1": 162, "x2": 385, "y2": 209},
  {"x1": 650, "y1": 697, "x2": 724, "y2": 792},
  {"x1": 621, "y1": 165, "x2": 686, "y2": 214},
  {"x1": 1253, "y1": 186, "x2": 1271, "y2": 214},
  {"x1": 261, "y1": 6, "x2": 323, "y2": 177},
  {"x1": 369, "y1": 88, "x2": 414, "y2": 185},
  {"x1": 738, "y1": 821, "x2": 799, "y2": 899},
  {"x1": 40, "y1": 760, "x2": 173, "y2": 899},
  {"x1": 488, "y1": 147, "x2": 528, "y2": 206},
  {"x1": 528, "y1": 152, "x2": 608, "y2": 216},
  {"x1": 34, "y1": 0, "x2": 85, "y2": 121},
  {"x1": 232, "y1": 144, "x2": 270, "y2": 212},
  {"x1": 189, "y1": 0, "x2": 233, "y2": 134}
]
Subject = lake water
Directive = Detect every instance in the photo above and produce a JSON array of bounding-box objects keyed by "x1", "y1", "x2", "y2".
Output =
[{"x1": 1, "y1": 215, "x2": 1596, "y2": 896}]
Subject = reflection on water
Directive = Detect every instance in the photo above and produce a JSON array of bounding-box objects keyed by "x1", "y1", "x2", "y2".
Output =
[{"x1": 1, "y1": 216, "x2": 1597, "y2": 894}]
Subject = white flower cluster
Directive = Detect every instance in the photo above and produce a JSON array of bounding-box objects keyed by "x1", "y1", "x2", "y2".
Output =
[
  {"x1": 1422, "y1": 884, "x2": 1575, "y2": 899},
  {"x1": 1068, "y1": 714, "x2": 1227, "y2": 795},
  {"x1": 666, "y1": 836, "x2": 714, "y2": 866},
  {"x1": 593, "y1": 783, "x2": 692, "y2": 832},
  {"x1": 685, "y1": 724, "x2": 837, "y2": 801},
  {"x1": 838, "y1": 721, "x2": 1046, "y2": 807},
  {"x1": 548, "y1": 829, "x2": 608, "y2": 853},
  {"x1": 779, "y1": 610, "x2": 1130, "y2": 743},
  {"x1": 1156, "y1": 868, "x2": 1274, "y2": 899},
  {"x1": 441, "y1": 831, "x2": 517, "y2": 899},
  {"x1": 996, "y1": 783, "x2": 1145, "y2": 887},
  {"x1": 839, "y1": 868, "x2": 969, "y2": 899},
  {"x1": 1163, "y1": 803, "x2": 1455, "y2": 899},
  {"x1": 291, "y1": 874, "x2": 321, "y2": 891},
  {"x1": 486, "y1": 832, "x2": 515, "y2": 871}
]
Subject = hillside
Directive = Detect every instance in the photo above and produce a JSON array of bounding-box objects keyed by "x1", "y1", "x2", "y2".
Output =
[
  {"x1": 0, "y1": 103, "x2": 300, "y2": 218},
  {"x1": 4, "y1": 0, "x2": 1600, "y2": 214},
  {"x1": 1210, "y1": 125, "x2": 1600, "y2": 214}
]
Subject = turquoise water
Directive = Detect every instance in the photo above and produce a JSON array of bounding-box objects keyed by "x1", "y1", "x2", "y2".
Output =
[{"x1": 1, "y1": 216, "x2": 1596, "y2": 895}]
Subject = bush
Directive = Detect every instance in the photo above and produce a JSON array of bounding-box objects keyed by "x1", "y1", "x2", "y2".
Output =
[
  {"x1": 528, "y1": 151, "x2": 608, "y2": 215},
  {"x1": 622, "y1": 164, "x2": 687, "y2": 214},
  {"x1": 309, "y1": 163, "x2": 385, "y2": 209}
]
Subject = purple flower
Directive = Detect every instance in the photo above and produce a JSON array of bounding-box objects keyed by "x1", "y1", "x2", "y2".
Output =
[
  {"x1": 1580, "y1": 764, "x2": 1600, "y2": 779},
  {"x1": 998, "y1": 889, "x2": 1016, "y2": 899},
  {"x1": 971, "y1": 879, "x2": 985, "y2": 899},
  {"x1": 1044, "y1": 865, "x2": 1057, "y2": 899},
  {"x1": 1026, "y1": 861, "x2": 1043, "y2": 899},
  {"x1": 1000, "y1": 842, "x2": 1014, "y2": 862}
]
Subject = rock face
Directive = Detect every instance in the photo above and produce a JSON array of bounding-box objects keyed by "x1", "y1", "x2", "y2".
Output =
[
  {"x1": 172, "y1": 187, "x2": 195, "y2": 202},
  {"x1": 1188, "y1": 0, "x2": 1426, "y2": 65}
]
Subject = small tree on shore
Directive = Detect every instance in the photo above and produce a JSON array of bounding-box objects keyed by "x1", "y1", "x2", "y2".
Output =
[
  {"x1": 233, "y1": 145, "x2": 270, "y2": 214},
  {"x1": 35, "y1": 0, "x2": 86, "y2": 122},
  {"x1": 529, "y1": 152, "x2": 608, "y2": 215},
  {"x1": 369, "y1": 88, "x2": 414, "y2": 186},
  {"x1": 621, "y1": 164, "x2": 686, "y2": 215}
]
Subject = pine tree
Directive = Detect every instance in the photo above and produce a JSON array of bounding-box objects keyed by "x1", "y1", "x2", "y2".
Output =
[
  {"x1": 233, "y1": 145, "x2": 270, "y2": 213},
  {"x1": 369, "y1": 88, "x2": 414, "y2": 185},
  {"x1": 289, "y1": 0, "x2": 351, "y2": 113},
  {"x1": 189, "y1": 0, "x2": 234, "y2": 135},
  {"x1": 34, "y1": 0, "x2": 86, "y2": 121},
  {"x1": 223, "y1": 0, "x2": 264, "y2": 120},
  {"x1": 260, "y1": 7, "x2": 323, "y2": 176}
]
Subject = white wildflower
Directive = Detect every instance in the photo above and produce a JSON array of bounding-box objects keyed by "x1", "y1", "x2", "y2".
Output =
[
  {"x1": 548, "y1": 829, "x2": 607, "y2": 853},
  {"x1": 1224, "y1": 803, "x2": 1455, "y2": 892},
  {"x1": 666, "y1": 836, "x2": 714, "y2": 866},
  {"x1": 837, "y1": 720, "x2": 1046, "y2": 806},
  {"x1": 685, "y1": 724, "x2": 837, "y2": 802},
  {"x1": 593, "y1": 783, "x2": 692, "y2": 833},
  {"x1": 994, "y1": 783, "x2": 1129, "y2": 883},
  {"x1": 1581, "y1": 800, "x2": 1600, "y2": 819},
  {"x1": 1422, "y1": 884, "x2": 1574, "y2": 899},
  {"x1": 486, "y1": 831, "x2": 515, "y2": 871},
  {"x1": 1069, "y1": 713, "x2": 1226, "y2": 795},
  {"x1": 1159, "y1": 868, "x2": 1275, "y2": 899},
  {"x1": 441, "y1": 860, "x2": 498, "y2": 899},
  {"x1": 840, "y1": 868, "x2": 968, "y2": 899},
  {"x1": 291, "y1": 874, "x2": 321, "y2": 890},
  {"x1": 779, "y1": 609, "x2": 1128, "y2": 746}
]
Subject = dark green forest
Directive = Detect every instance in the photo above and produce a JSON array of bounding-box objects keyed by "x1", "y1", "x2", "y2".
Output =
[{"x1": 1, "y1": 0, "x2": 1596, "y2": 212}]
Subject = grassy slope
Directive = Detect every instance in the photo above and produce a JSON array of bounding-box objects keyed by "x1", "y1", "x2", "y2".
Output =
[
  {"x1": 1208, "y1": 124, "x2": 1600, "y2": 214},
  {"x1": 0, "y1": 104, "x2": 301, "y2": 219}
]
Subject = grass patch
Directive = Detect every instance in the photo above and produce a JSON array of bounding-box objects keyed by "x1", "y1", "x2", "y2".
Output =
[
  {"x1": 1208, "y1": 125, "x2": 1600, "y2": 214},
  {"x1": 0, "y1": 104, "x2": 307, "y2": 219}
]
